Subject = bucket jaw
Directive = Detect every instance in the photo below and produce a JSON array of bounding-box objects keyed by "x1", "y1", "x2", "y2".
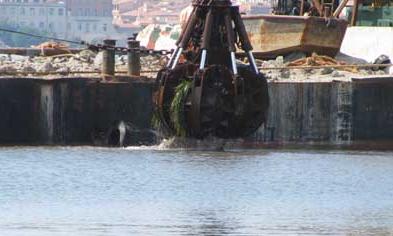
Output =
[{"x1": 154, "y1": 0, "x2": 269, "y2": 139}]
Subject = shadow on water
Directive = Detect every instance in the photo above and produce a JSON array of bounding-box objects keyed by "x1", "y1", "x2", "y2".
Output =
[{"x1": 185, "y1": 210, "x2": 239, "y2": 236}]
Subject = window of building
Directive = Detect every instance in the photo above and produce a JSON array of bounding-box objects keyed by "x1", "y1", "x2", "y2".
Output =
[
  {"x1": 39, "y1": 22, "x2": 45, "y2": 28},
  {"x1": 29, "y1": 8, "x2": 35, "y2": 16},
  {"x1": 39, "y1": 8, "x2": 45, "y2": 16},
  {"x1": 49, "y1": 8, "x2": 54, "y2": 16},
  {"x1": 78, "y1": 23, "x2": 82, "y2": 31},
  {"x1": 58, "y1": 8, "x2": 64, "y2": 16},
  {"x1": 103, "y1": 24, "x2": 107, "y2": 32},
  {"x1": 20, "y1": 7, "x2": 25, "y2": 15}
]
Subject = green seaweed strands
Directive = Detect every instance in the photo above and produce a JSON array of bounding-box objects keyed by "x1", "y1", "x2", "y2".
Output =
[
  {"x1": 151, "y1": 109, "x2": 162, "y2": 130},
  {"x1": 170, "y1": 80, "x2": 192, "y2": 137}
]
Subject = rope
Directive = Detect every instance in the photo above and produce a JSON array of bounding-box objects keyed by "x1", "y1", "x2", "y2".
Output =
[
  {"x1": 0, "y1": 27, "x2": 83, "y2": 45},
  {"x1": 0, "y1": 70, "x2": 160, "y2": 76},
  {"x1": 0, "y1": 27, "x2": 174, "y2": 55}
]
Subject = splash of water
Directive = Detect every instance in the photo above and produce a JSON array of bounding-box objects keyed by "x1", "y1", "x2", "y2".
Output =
[
  {"x1": 125, "y1": 136, "x2": 245, "y2": 151},
  {"x1": 121, "y1": 121, "x2": 246, "y2": 151}
]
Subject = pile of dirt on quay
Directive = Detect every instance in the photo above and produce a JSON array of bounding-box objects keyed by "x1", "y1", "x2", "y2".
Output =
[
  {"x1": 0, "y1": 50, "x2": 390, "y2": 81},
  {"x1": 0, "y1": 50, "x2": 164, "y2": 77},
  {"x1": 256, "y1": 53, "x2": 391, "y2": 82}
]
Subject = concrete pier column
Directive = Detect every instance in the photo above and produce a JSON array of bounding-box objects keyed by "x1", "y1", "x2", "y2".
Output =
[
  {"x1": 102, "y1": 39, "x2": 116, "y2": 77},
  {"x1": 127, "y1": 38, "x2": 141, "y2": 76}
]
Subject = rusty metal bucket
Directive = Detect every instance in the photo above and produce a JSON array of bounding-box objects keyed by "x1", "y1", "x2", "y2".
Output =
[{"x1": 243, "y1": 15, "x2": 348, "y2": 59}]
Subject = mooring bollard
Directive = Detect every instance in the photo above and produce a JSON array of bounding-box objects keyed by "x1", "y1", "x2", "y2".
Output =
[
  {"x1": 127, "y1": 38, "x2": 141, "y2": 76},
  {"x1": 102, "y1": 39, "x2": 116, "y2": 77},
  {"x1": 324, "y1": 6, "x2": 331, "y2": 17}
]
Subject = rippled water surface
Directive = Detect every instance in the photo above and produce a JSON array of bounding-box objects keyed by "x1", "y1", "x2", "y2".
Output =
[{"x1": 0, "y1": 146, "x2": 393, "y2": 235}]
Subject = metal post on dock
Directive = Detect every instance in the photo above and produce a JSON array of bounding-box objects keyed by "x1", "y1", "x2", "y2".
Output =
[
  {"x1": 127, "y1": 38, "x2": 141, "y2": 76},
  {"x1": 102, "y1": 39, "x2": 116, "y2": 77},
  {"x1": 351, "y1": 0, "x2": 360, "y2": 26},
  {"x1": 324, "y1": 6, "x2": 331, "y2": 17}
]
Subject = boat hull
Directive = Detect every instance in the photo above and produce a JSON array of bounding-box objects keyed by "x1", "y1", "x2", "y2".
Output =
[{"x1": 243, "y1": 15, "x2": 348, "y2": 59}]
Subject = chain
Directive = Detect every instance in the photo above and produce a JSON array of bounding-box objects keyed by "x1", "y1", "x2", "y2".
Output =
[
  {"x1": 0, "y1": 27, "x2": 174, "y2": 57},
  {"x1": 82, "y1": 41, "x2": 174, "y2": 56}
]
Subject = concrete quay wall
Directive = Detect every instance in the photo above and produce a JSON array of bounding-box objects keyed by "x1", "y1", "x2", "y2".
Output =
[{"x1": 0, "y1": 77, "x2": 393, "y2": 146}]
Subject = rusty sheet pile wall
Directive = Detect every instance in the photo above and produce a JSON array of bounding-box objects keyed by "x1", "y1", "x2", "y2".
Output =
[
  {"x1": 0, "y1": 78, "x2": 393, "y2": 146},
  {"x1": 252, "y1": 78, "x2": 393, "y2": 145},
  {"x1": 0, "y1": 78, "x2": 155, "y2": 146}
]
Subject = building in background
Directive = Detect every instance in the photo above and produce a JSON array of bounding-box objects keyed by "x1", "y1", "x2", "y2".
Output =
[
  {"x1": 0, "y1": 0, "x2": 273, "y2": 45},
  {"x1": 113, "y1": 0, "x2": 189, "y2": 30},
  {"x1": 66, "y1": 0, "x2": 117, "y2": 41},
  {"x1": 112, "y1": 0, "x2": 142, "y2": 33},
  {"x1": 0, "y1": 0, "x2": 117, "y2": 42},
  {"x1": 0, "y1": 0, "x2": 68, "y2": 38}
]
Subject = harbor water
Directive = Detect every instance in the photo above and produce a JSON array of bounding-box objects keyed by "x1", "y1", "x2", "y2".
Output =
[{"x1": 0, "y1": 146, "x2": 393, "y2": 235}]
